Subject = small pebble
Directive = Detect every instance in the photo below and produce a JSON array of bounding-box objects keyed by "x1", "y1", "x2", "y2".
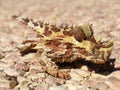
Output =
[
  {"x1": 15, "y1": 63, "x2": 29, "y2": 71},
  {"x1": 91, "y1": 82, "x2": 109, "y2": 90},
  {"x1": 49, "y1": 85, "x2": 68, "y2": 90},
  {"x1": 105, "y1": 77, "x2": 120, "y2": 90},
  {"x1": 4, "y1": 67, "x2": 19, "y2": 76},
  {"x1": 45, "y1": 76, "x2": 65, "y2": 85}
]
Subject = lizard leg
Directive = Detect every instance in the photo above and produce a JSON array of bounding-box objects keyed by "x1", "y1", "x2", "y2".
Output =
[{"x1": 38, "y1": 52, "x2": 71, "y2": 79}]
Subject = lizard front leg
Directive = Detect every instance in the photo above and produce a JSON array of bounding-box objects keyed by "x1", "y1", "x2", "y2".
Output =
[{"x1": 38, "y1": 52, "x2": 71, "y2": 80}]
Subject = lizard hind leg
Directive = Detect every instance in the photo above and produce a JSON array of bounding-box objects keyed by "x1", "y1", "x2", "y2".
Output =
[{"x1": 39, "y1": 52, "x2": 71, "y2": 80}]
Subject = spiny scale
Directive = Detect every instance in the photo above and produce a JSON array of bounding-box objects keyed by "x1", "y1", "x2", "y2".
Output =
[{"x1": 13, "y1": 15, "x2": 93, "y2": 42}]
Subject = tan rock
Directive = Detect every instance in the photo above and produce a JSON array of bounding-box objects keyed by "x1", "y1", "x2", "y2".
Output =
[
  {"x1": 20, "y1": 86, "x2": 30, "y2": 90},
  {"x1": 105, "y1": 77, "x2": 120, "y2": 90},
  {"x1": 70, "y1": 69, "x2": 91, "y2": 80},
  {"x1": 22, "y1": 53, "x2": 35, "y2": 59},
  {"x1": 81, "y1": 80, "x2": 95, "y2": 88},
  {"x1": 29, "y1": 68, "x2": 40, "y2": 75},
  {"x1": 107, "y1": 71, "x2": 120, "y2": 79},
  {"x1": 90, "y1": 72, "x2": 106, "y2": 79},
  {"x1": 2, "y1": 54, "x2": 20, "y2": 63},
  {"x1": 0, "y1": 61, "x2": 11, "y2": 71},
  {"x1": 29, "y1": 82, "x2": 39, "y2": 88},
  {"x1": 15, "y1": 63, "x2": 29, "y2": 71},
  {"x1": 114, "y1": 59, "x2": 120, "y2": 68},
  {"x1": 0, "y1": 76, "x2": 10, "y2": 88},
  {"x1": 91, "y1": 82, "x2": 109, "y2": 90},
  {"x1": 66, "y1": 80, "x2": 81, "y2": 85},
  {"x1": 49, "y1": 85, "x2": 68, "y2": 90},
  {"x1": 17, "y1": 76, "x2": 28, "y2": 84},
  {"x1": 81, "y1": 65, "x2": 89, "y2": 71},
  {"x1": 65, "y1": 83, "x2": 89, "y2": 90},
  {"x1": 0, "y1": 71, "x2": 6, "y2": 77},
  {"x1": 35, "y1": 86, "x2": 44, "y2": 90},
  {"x1": 70, "y1": 70, "x2": 84, "y2": 81},
  {"x1": 45, "y1": 76, "x2": 65, "y2": 85},
  {"x1": 30, "y1": 73, "x2": 46, "y2": 82},
  {"x1": 29, "y1": 66, "x2": 43, "y2": 75},
  {"x1": 4, "y1": 67, "x2": 19, "y2": 76}
]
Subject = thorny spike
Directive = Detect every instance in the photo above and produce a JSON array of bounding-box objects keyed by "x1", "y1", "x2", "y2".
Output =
[
  {"x1": 59, "y1": 23, "x2": 68, "y2": 29},
  {"x1": 70, "y1": 24, "x2": 74, "y2": 29},
  {"x1": 39, "y1": 21, "x2": 44, "y2": 28}
]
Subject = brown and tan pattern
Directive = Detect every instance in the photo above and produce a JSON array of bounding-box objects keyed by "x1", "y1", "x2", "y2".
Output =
[{"x1": 13, "y1": 16, "x2": 114, "y2": 79}]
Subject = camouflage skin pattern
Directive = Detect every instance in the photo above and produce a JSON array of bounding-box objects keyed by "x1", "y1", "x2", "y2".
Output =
[{"x1": 13, "y1": 15, "x2": 114, "y2": 79}]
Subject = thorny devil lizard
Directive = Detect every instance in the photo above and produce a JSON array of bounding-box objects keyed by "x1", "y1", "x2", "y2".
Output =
[{"x1": 13, "y1": 15, "x2": 115, "y2": 79}]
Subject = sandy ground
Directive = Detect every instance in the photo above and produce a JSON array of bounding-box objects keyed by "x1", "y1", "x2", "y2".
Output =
[{"x1": 0, "y1": 0, "x2": 120, "y2": 90}]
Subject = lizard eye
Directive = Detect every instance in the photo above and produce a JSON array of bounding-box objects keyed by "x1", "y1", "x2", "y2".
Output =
[{"x1": 72, "y1": 27, "x2": 86, "y2": 42}]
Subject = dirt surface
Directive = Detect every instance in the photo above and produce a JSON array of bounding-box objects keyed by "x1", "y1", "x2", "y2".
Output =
[{"x1": 0, "y1": 0, "x2": 120, "y2": 90}]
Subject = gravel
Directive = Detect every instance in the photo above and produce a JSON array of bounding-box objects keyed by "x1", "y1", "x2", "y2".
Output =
[{"x1": 0, "y1": 0, "x2": 120, "y2": 90}]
